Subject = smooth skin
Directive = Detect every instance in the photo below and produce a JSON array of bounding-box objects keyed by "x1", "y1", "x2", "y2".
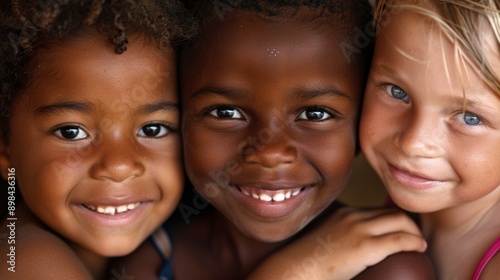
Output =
[
  {"x1": 178, "y1": 10, "x2": 427, "y2": 279},
  {"x1": 360, "y1": 5, "x2": 500, "y2": 279},
  {"x1": 0, "y1": 32, "x2": 183, "y2": 279},
  {"x1": 117, "y1": 9, "x2": 430, "y2": 280}
]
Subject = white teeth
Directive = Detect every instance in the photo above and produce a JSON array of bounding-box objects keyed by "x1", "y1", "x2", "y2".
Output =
[
  {"x1": 259, "y1": 194, "x2": 272, "y2": 202},
  {"x1": 127, "y1": 203, "x2": 139, "y2": 210},
  {"x1": 240, "y1": 188, "x2": 304, "y2": 202},
  {"x1": 117, "y1": 205, "x2": 128, "y2": 213},
  {"x1": 85, "y1": 202, "x2": 141, "y2": 215},
  {"x1": 273, "y1": 193, "x2": 285, "y2": 202}
]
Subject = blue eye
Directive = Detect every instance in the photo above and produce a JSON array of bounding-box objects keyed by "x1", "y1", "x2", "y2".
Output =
[
  {"x1": 54, "y1": 126, "x2": 88, "y2": 140},
  {"x1": 297, "y1": 108, "x2": 332, "y2": 121},
  {"x1": 209, "y1": 106, "x2": 244, "y2": 119},
  {"x1": 388, "y1": 85, "x2": 410, "y2": 103},
  {"x1": 457, "y1": 111, "x2": 482, "y2": 125},
  {"x1": 138, "y1": 124, "x2": 169, "y2": 137}
]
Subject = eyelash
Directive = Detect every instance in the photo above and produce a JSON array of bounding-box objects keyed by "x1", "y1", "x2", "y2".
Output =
[
  {"x1": 454, "y1": 111, "x2": 483, "y2": 126},
  {"x1": 203, "y1": 104, "x2": 245, "y2": 120},
  {"x1": 52, "y1": 124, "x2": 89, "y2": 141},
  {"x1": 296, "y1": 106, "x2": 335, "y2": 121},
  {"x1": 52, "y1": 122, "x2": 173, "y2": 141},
  {"x1": 384, "y1": 84, "x2": 410, "y2": 103},
  {"x1": 137, "y1": 123, "x2": 172, "y2": 138}
]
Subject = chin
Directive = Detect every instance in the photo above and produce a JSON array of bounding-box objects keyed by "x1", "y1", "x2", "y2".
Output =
[
  {"x1": 240, "y1": 222, "x2": 305, "y2": 243},
  {"x1": 89, "y1": 239, "x2": 141, "y2": 257}
]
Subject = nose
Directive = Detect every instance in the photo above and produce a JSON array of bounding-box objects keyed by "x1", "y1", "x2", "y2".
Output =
[
  {"x1": 241, "y1": 127, "x2": 298, "y2": 168},
  {"x1": 89, "y1": 136, "x2": 145, "y2": 182},
  {"x1": 395, "y1": 110, "x2": 445, "y2": 159}
]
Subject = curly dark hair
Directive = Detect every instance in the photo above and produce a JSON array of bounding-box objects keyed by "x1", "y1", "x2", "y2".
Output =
[
  {"x1": 184, "y1": 0, "x2": 373, "y2": 44},
  {"x1": 0, "y1": 0, "x2": 196, "y2": 141}
]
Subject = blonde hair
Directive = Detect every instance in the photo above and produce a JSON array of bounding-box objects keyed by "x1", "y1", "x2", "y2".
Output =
[{"x1": 375, "y1": 0, "x2": 500, "y2": 95}]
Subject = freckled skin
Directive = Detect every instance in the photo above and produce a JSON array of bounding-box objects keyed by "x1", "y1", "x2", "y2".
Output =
[{"x1": 360, "y1": 4, "x2": 500, "y2": 279}]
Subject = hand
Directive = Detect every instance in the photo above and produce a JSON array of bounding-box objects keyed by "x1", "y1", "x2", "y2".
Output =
[{"x1": 248, "y1": 207, "x2": 427, "y2": 280}]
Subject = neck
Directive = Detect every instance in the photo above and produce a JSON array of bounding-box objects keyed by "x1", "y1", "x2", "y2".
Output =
[
  {"x1": 420, "y1": 186, "x2": 500, "y2": 240},
  {"x1": 70, "y1": 243, "x2": 109, "y2": 279},
  {"x1": 212, "y1": 212, "x2": 289, "y2": 276},
  {"x1": 418, "y1": 187, "x2": 500, "y2": 279}
]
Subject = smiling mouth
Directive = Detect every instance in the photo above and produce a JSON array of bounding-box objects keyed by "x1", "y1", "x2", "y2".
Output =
[
  {"x1": 236, "y1": 186, "x2": 306, "y2": 202},
  {"x1": 83, "y1": 202, "x2": 141, "y2": 216}
]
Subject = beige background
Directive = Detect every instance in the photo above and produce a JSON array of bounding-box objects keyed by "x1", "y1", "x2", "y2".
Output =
[{"x1": 338, "y1": 154, "x2": 387, "y2": 207}]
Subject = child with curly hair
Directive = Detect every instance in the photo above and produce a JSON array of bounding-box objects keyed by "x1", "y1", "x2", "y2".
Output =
[{"x1": 0, "y1": 0, "x2": 194, "y2": 278}]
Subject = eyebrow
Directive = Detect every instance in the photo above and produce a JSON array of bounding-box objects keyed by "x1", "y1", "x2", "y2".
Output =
[
  {"x1": 371, "y1": 64, "x2": 399, "y2": 79},
  {"x1": 289, "y1": 87, "x2": 352, "y2": 102},
  {"x1": 138, "y1": 101, "x2": 178, "y2": 114},
  {"x1": 189, "y1": 86, "x2": 249, "y2": 100},
  {"x1": 36, "y1": 101, "x2": 178, "y2": 117},
  {"x1": 189, "y1": 86, "x2": 353, "y2": 102},
  {"x1": 36, "y1": 101, "x2": 95, "y2": 116}
]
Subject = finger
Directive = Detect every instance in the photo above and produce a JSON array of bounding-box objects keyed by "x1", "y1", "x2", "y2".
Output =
[
  {"x1": 373, "y1": 232, "x2": 427, "y2": 254},
  {"x1": 336, "y1": 206, "x2": 402, "y2": 221},
  {"x1": 360, "y1": 211, "x2": 421, "y2": 236}
]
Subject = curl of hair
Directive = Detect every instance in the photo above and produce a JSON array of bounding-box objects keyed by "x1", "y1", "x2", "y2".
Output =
[
  {"x1": 0, "y1": 0, "x2": 197, "y2": 141},
  {"x1": 375, "y1": 0, "x2": 500, "y2": 96}
]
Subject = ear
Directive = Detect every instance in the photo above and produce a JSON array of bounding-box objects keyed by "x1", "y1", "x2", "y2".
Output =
[{"x1": 0, "y1": 139, "x2": 11, "y2": 181}]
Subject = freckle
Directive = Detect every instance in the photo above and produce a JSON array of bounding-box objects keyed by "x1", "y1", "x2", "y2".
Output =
[{"x1": 267, "y1": 48, "x2": 280, "y2": 57}]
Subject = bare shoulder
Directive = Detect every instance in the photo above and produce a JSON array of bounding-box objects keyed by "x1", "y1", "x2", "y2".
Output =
[
  {"x1": 479, "y1": 249, "x2": 500, "y2": 280},
  {"x1": 0, "y1": 214, "x2": 92, "y2": 279},
  {"x1": 353, "y1": 252, "x2": 436, "y2": 280}
]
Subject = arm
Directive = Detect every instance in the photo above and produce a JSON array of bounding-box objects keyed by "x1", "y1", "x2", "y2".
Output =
[
  {"x1": 248, "y1": 207, "x2": 429, "y2": 280},
  {"x1": 354, "y1": 251, "x2": 435, "y2": 280},
  {"x1": 0, "y1": 221, "x2": 93, "y2": 279}
]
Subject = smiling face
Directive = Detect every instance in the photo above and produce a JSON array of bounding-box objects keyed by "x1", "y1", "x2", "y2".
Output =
[
  {"x1": 181, "y1": 11, "x2": 364, "y2": 242},
  {"x1": 0, "y1": 32, "x2": 183, "y2": 256},
  {"x1": 360, "y1": 8, "x2": 500, "y2": 213}
]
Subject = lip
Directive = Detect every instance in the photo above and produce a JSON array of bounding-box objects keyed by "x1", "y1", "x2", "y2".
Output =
[
  {"x1": 388, "y1": 163, "x2": 445, "y2": 190},
  {"x1": 73, "y1": 197, "x2": 153, "y2": 229},
  {"x1": 229, "y1": 182, "x2": 314, "y2": 219}
]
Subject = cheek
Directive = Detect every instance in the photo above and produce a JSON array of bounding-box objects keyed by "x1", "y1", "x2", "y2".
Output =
[
  {"x1": 454, "y1": 143, "x2": 500, "y2": 192},
  {"x1": 310, "y1": 133, "x2": 356, "y2": 182},
  {"x1": 360, "y1": 101, "x2": 392, "y2": 152},
  {"x1": 183, "y1": 130, "x2": 238, "y2": 182}
]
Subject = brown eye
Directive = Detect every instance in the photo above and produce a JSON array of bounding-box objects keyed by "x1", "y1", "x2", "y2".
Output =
[
  {"x1": 209, "y1": 106, "x2": 244, "y2": 119},
  {"x1": 138, "y1": 124, "x2": 169, "y2": 137},
  {"x1": 297, "y1": 108, "x2": 332, "y2": 121},
  {"x1": 54, "y1": 126, "x2": 88, "y2": 140}
]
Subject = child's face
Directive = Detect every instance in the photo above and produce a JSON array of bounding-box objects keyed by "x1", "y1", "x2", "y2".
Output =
[
  {"x1": 181, "y1": 12, "x2": 363, "y2": 241},
  {"x1": 0, "y1": 34, "x2": 183, "y2": 256},
  {"x1": 360, "y1": 9, "x2": 500, "y2": 213}
]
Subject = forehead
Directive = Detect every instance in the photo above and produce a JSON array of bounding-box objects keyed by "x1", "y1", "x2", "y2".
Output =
[
  {"x1": 19, "y1": 33, "x2": 176, "y2": 107},
  {"x1": 377, "y1": 2, "x2": 500, "y2": 90},
  {"x1": 375, "y1": 8, "x2": 500, "y2": 105},
  {"x1": 182, "y1": 10, "x2": 366, "y2": 100}
]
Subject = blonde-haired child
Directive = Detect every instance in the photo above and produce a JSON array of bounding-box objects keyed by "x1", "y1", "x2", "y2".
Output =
[{"x1": 361, "y1": 0, "x2": 500, "y2": 278}]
